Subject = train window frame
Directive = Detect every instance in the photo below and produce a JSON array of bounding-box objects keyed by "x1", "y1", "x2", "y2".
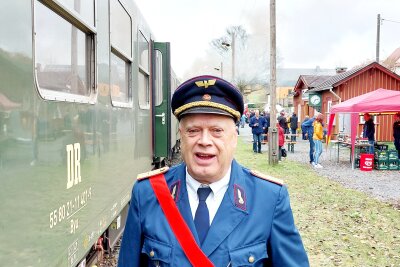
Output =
[
  {"x1": 110, "y1": 0, "x2": 133, "y2": 108},
  {"x1": 33, "y1": 0, "x2": 97, "y2": 104},
  {"x1": 138, "y1": 31, "x2": 150, "y2": 109}
]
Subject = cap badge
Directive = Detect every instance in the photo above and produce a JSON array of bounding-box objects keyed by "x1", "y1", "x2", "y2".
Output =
[
  {"x1": 202, "y1": 94, "x2": 211, "y2": 101},
  {"x1": 234, "y1": 184, "x2": 246, "y2": 211},
  {"x1": 195, "y1": 79, "x2": 216, "y2": 89}
]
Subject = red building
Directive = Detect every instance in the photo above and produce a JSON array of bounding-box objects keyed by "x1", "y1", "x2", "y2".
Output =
[{"x1": 293, "y1": 62, "x2": 400, "y2": 141}]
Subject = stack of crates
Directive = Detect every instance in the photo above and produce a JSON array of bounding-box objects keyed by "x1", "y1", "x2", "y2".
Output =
[
  {"x1": 388, "y1": 150, "x2": 399, "y2": 170},
  {"x1": 374, "y1": 150, "x2": 389, "y2": 170},
  {"x1": 354, "y1": 147, "x2": 368, "y2": 168}
]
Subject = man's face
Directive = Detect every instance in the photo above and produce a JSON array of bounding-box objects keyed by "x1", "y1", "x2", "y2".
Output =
[
  {"x1": 179, "y1": 113, "x2": 238, "y2": 184},
  {"x1": 364, "y1": 114, "x2": 370, "y2": 121}
]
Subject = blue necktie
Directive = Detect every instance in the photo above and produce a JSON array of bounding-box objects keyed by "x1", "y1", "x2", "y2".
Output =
[{"x1": 194, "y1": 187, "x2": 212, "y2": 245}]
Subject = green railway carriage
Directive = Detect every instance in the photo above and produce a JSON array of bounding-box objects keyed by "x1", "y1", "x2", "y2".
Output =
[{"x1": 0, "y1": 0, "x2": 179, "y2": 266}]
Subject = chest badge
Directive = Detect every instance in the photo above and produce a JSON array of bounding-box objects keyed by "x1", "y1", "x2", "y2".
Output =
[
  {"x1": 234, "y1": 184, "x2": 246, "y2": 211},
  {"x1": 169, "y1": 180, "x2": 181, "y2": 202}
]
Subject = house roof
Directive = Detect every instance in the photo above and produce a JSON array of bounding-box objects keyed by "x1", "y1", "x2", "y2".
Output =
[
  {"x1": 293, "y1": 75, "x2": 332, "y2": 96},
  {"x1": 308, "y1": 62, "x2": 400, "y2": 92},
  {"x1": 301, "y1": 75, "x2": 332, "y2": 88},
  {"x1": 308, "y1": 65, "x2": 365, "y2": 92}
]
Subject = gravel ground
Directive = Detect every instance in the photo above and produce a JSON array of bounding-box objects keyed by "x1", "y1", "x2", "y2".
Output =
[{"x1": 239, "y1": 125, "x2": 400, "y2": 205}]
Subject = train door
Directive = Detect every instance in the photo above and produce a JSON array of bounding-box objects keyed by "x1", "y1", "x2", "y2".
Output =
[{"x1": 152, "y1": 42, "x2": 172, "y2": 163}]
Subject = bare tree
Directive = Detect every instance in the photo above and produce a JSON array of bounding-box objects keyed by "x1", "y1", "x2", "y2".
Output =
[
  {"x1": 211, "y1": 25, "x2": 272, "y2": 93},
  {"x1": 211, "y1": 26, "x2": 248, "y2": 55}
]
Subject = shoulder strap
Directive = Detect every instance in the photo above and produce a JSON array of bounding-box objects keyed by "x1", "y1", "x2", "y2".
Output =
[{"x1": 149, "y1": 174, "x2": 214, "y2": 267}]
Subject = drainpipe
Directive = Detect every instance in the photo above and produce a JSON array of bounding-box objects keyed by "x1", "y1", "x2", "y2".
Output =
[
  {"x1": 328, "y1": 87, "x2": 343, "y2": 131},
  {"x1": 329, "y1": 87, "x2": 341, "y2": 103}
]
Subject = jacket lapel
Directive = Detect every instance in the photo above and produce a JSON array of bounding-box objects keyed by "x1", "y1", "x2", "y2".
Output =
[{"x1": 201, "y1": 160, "x2": 249, "y2": 256}]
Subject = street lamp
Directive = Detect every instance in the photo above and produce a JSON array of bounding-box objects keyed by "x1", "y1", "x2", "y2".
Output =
[
  {"x1": 221, "y1": 41, "x2": 235, "y2": 81},
  {"x1": 214, "y1": 62, "x2": 223, "y2": 78}
]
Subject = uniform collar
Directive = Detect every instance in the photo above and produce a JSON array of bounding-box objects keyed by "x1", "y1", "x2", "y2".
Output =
[{"x1": 186, "y1": 167, "x2": 231, "y2": 197}]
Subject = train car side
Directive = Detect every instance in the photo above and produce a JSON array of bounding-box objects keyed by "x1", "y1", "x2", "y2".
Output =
[{"x1": 0, "y1": 0, "x2": 178, "y2": 266}]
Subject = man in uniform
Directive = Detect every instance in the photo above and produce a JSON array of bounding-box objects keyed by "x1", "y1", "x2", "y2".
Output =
[{"x1": 118, "y1": 75, "x2": 309, "y2": 266}]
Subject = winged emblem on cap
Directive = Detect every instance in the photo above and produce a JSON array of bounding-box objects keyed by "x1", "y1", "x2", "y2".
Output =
[{"x1": 195, "y1": 79, "x2": 216, "y2": 89}]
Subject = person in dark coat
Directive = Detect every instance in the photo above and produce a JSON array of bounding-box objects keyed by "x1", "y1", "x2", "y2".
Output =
[
  {"x1": 301, "y1": 116, "x2": 310, "y2": 140},
  {"x1": 118, "y1": 75, "x2": 309, "y2": 267},
  {"x1": 290, "y1": 112, "x2": 299, "y2": 142},
  {"x1": 249, "y1": 109, "x2": 267, "y2": 153},
  {"x1": 363, "y1": 113, "x2": 375, "y2": 154},
  {"x1": 393, "y1": 112, "x2": 400, "y2": 158},
  {"x1": 277, "y1": 111, "x2": 288, "y2": 134},
  {"x1": 301, "y1": 115, "x2": 316, "y2": 164},
  {"x1": 263, "y1": 112, "x2": 271, "y2": 142}
]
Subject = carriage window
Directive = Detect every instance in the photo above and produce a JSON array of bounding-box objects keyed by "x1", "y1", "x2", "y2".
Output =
[
  {"x1": 154, "y1": 50, "x2": 163, "y2": 106},
  {"x1": 57, "y1": 0, "x2": 95, "y2": 26},
  {"x1": 110, "y1": 53, "x2": 130, "y2": 105},
  {"x1": 110, "y1": 0, "x2": 132, "y2": 58},
  {"x1": 34, "y1": 0, "x2": 95, "y2": 102},
  {"x1": 110, "y1": 0, "x2": 132, "y2": 107},
  {"x1": 139, "y1": 71, "x2": 150, "y2": 109},
  {"x1": 138, "y1": 32, "x2": 150, "y2": 109},
  {"x1": 138, "y1": 32, "x2": 149, "y2": 72}
]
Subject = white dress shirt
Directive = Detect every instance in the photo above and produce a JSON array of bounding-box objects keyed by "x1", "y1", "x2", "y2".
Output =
[{"x1": 186, "y1": 167, "x2": 231, "y2": 225}]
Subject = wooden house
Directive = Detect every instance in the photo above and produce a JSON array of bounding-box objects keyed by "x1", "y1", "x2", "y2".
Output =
[{"x1": 293, "y1": 62, "x2": 400, "y2": 141}]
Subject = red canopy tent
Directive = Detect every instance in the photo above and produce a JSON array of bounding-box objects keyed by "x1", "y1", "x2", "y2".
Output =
[{"x1": 327, "y1": 88, "x2": 400, "y2": 166}]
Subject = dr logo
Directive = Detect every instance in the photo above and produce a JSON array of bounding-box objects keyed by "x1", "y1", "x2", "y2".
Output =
[{"x1": 66, "y1": 143, "x2": 82, "y2": 189}]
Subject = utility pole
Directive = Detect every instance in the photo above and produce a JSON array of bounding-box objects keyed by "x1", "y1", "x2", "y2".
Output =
[
  {"x1": 268, "y1": 0, "x2": 278, "y2": 165},
  {"x1": 376, "y1": 14, "x2": 381, "y2": 62},
  {"x1": 231, "y1": 34, "x2": 236, "y2": 82}
]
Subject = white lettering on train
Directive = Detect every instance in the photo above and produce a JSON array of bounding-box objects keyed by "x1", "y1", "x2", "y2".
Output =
[{"x1": 66, "y1": 143, "x2": 82, "y2": 189}]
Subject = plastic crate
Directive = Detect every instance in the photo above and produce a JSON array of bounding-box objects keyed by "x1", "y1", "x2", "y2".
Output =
[
  {"x1": 375, "y1": 144, "x2": 388, "y2": 151},
  {"x1": 374, "y1": 150, "x2": 388, "y2": 161},
  {"x1": 375, "y1": 159, "x2": 389, "y2": 170},
  {"x1": 355, "y1": 158, "x2": 360, "y2": 168},
  {"x1": 388, "y1": 150, "x2": 399, "y2": 160},
  {"x1": 388, "y1": 159, "x2": 399, "y2": 170}
]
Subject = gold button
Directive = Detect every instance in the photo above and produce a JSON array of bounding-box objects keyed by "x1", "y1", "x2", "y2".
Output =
[
  {"x1": 248, "y1": 255, "x2": 255, "y2": 263},
  {"x1": 149, "y1": 250, "x2": 155, "y2": 257}
]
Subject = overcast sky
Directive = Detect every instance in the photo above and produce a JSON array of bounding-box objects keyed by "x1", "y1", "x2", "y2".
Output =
[{"x1": 134, "y1": 0, "x2": 400, "y2": 80}]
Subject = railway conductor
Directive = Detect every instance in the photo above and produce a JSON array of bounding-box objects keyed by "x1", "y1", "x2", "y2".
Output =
[{"x1": 118, "y1": 75, "x2": 309, "y2": 266}]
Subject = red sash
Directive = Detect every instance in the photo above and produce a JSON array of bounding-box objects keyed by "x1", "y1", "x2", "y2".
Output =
[{"x1": 149, "y1": 174, "x2": 214, "y2": 267}]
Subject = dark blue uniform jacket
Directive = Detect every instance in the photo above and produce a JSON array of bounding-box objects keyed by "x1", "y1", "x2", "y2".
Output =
[
  {"x1": 118, "y1": 160, "x2": 309, "y2": 267},
  {"x1": 249, "y1": 116, "x2": 267, "y2": 135}
]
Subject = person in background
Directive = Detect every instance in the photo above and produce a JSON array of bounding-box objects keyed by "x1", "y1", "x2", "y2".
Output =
[
  {"x1": 301, "y1": 116, "x2": 310, "y2": 140},
  {"x1": 264, "y1": 111, "x2": 271, "y2": 130},
  {"x1": 278, "y1": 111, "x2": 288, "y2": 134},
  {"x1": 301, "y1": 114, "x2": 316, "y2": 165},
  {"x1": 240, "y1": 113, "x2": 246, "y2": 128},
  {"x1": 312, "y1": 114, "x2": 324, "y2": 168},
  {"x1": 290, "y1": 112, "x2": 299, "y2": 142},
  {"x1": 278, "y1": 121, "x2": 285, "y2": 161},
  {"x1": 363, "y1": 113, "x2": 375, "y2": 154},
  {"x1": 393, "y1": 112, "x2": 400, "y2": 158},
  {"x1": 249, "y1": 109, "x2": 267, "y2": 153},
  {"x1": 118, "y1": 75, "x2": 309, "y2": 266},
  {"x1": 263, "y1": 111, "x2": 271, "y2": 143}
]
